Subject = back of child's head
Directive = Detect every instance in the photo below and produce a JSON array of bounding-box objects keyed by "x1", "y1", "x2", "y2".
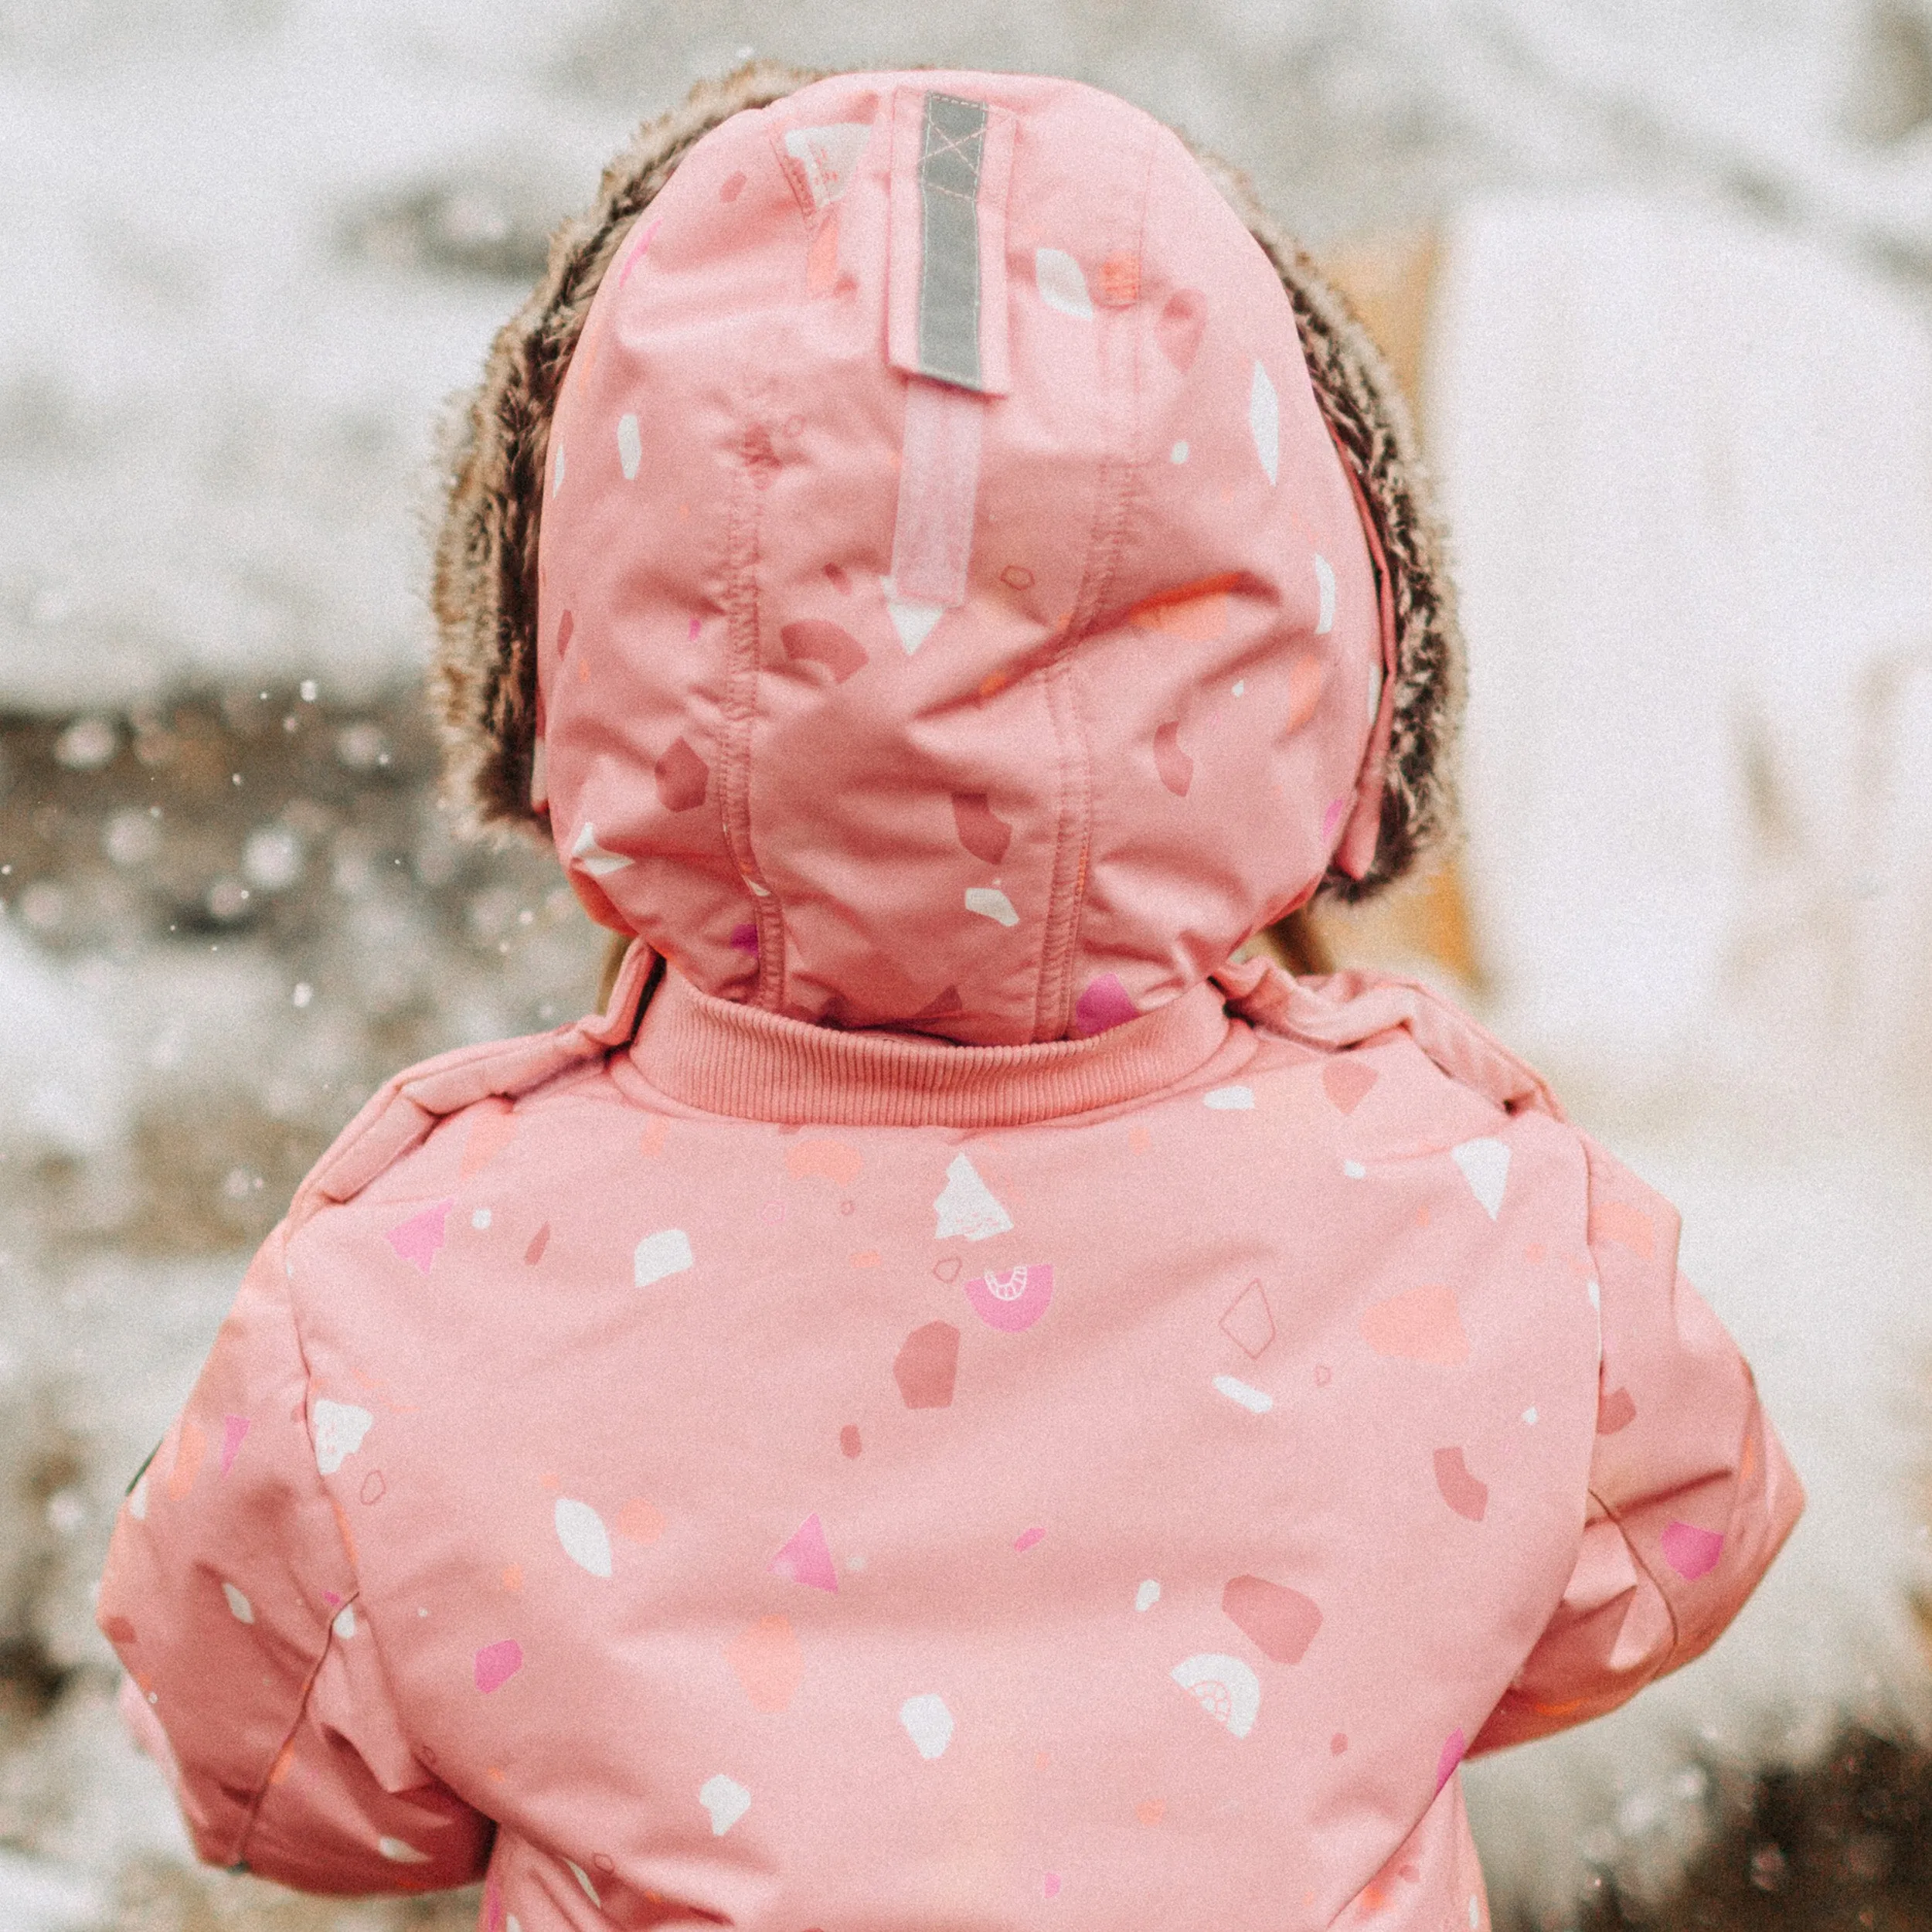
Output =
[{"x1": 431, "y1": 65, "x2": 1461, "y2": 1044}]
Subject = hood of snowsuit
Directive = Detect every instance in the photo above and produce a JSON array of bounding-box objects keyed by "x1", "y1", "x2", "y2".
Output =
[{"x1": 533, "y1": 70, "x2": 1398, "y2": 1044}]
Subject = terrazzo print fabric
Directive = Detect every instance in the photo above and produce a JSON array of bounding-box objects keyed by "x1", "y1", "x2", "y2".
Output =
[
  {"x1": 532, "y1": 71, "x2": 1396, "y2": 1046},
  {"x1": 97, "y1": 71, "x2": 1800, "y2": 1932},
  {"x1": 97, "y1": 957, "x2": 1800, "y2": 1930}
]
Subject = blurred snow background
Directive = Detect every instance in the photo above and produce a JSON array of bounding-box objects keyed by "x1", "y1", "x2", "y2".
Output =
[{"x1": 1, "y1": 1, "x2": 1930, "y2": 1927}]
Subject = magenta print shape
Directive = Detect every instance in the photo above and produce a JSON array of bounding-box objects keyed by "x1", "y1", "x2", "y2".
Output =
[
  {"x1": 386, "y1": 1199, "x2": 453, "y2": 1276},
  {"x1": 1661, "y1": 1520, "x2": 1724, "y2": 1580},
  {"x1": 1435, "y1": 1728, "x2": 1467, "y2": 1793},
  {"x1": 219, "y1": 1414, "x2": 250, "y2": 1477},
  {"x1": 614, "y1": 216, "x2": 661, "y2": 290},
  {"x1": 964, "y1": 1262, "x2": 1053, "y2": 1333},
  {"x1": 1073, "y1": 974, "x2": 1136, "y2": 1037},
  {"x1": 770, "y1": 1512, "x2": 839, "y2": 1592},
  {"x1": 474, "y1": 1639, "x2": 523, "y2": 1692}
]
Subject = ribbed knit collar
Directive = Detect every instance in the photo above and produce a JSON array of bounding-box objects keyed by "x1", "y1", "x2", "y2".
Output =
[{"x1": 625, "y1": 968, "x2": 1238, "y2": 1128}]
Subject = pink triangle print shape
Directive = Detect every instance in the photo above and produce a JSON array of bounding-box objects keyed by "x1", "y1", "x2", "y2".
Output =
[
  {"x1": 386, "y1": 1199, "x2": 453, "y2": 1276},
  {"x1": 770, "y1": 1512, "x2": 838, "y2": 1592}
]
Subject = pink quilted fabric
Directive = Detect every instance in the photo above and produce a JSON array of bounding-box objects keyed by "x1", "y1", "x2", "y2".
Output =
[{"x1": 98, "y1": 70, "x2": 1801, "y2": 1932}]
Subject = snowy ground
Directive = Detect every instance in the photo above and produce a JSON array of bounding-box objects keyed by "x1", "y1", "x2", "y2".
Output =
[{"x1": 4, "y1": 2, "x2": 1932, "y2": 1927}]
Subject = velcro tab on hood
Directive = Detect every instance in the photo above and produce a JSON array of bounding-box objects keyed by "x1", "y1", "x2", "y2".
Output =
[{"x1": 886, "y1": 87, "x2": 1015, "y2": 395}]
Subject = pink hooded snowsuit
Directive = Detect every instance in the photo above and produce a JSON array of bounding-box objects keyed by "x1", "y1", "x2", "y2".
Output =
[{"x1": 99, "y1": 70, "x2": 1801, "y2": 1932}]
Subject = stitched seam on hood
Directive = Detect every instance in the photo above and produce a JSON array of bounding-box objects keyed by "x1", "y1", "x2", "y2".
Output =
[
  {"x1": 723, "y1": 406, "x2": 786, "y2": 1007},
  {"x1": 1029, "y1": 112, "x2": 1158, "y2": 1041}
]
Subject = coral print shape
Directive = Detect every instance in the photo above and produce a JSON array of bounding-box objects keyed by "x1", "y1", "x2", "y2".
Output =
[
  {"x1": 933, "y1": 1153, "x2": 1012, "y2": 1240},
  {"x1": 785, "y1": 1138, "x2": 864, "y2": 1186},
  {"x1": 1172, "y1": 1652, "x2": 1261, "y2": 1738},
  {"x1": 964, "y1": 1262, "x2": 1053, "y2": 1332},
  {"x1": 311, "y1": 1400, "x2": 373, "y2": 1475},
  {"x1": 728, "y1": 1615, "x2": 803, "y2": 1713},
  {"x1": 1361, "y1": 1284, "x2": 1469, "y2": 1366}
]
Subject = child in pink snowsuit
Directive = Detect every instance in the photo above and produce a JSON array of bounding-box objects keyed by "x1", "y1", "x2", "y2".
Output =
[{"x1": 99, "y1": 66, "x2": 1801, "y2": 1931}]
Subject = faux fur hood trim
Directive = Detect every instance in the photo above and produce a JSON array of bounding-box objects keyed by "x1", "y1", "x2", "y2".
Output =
[{"x1": 430, "y1": 63, "x2": 1463, "y2": 905}]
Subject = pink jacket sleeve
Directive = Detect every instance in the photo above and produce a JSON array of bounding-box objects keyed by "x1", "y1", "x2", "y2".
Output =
[
  {"x1": 1472, "y1": 1136, "x2": 1804, "y2": 1753},
  {"x1": 96, "y1": 1225, "x2": 491, "y2": 1895}
]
